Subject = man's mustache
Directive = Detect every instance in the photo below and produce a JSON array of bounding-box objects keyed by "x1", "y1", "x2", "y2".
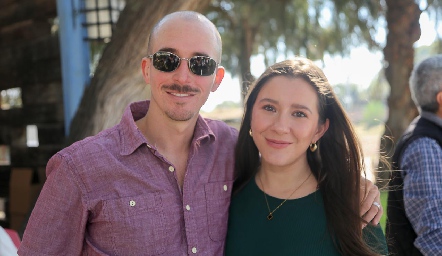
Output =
[{"x1": 163, "y1": 84, "x2": 200, "y2": 93}]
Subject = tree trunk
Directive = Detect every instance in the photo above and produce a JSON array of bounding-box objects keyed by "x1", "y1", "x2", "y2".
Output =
[
  {"x1": 68, "y1": 0, "x2": 211, "y2": 143},
  {"x1": 378, "y1": 0, "x2": 420, "y2": 186},
  {"x1": 239, "y1": 18, "x2": 257, "y2": 100}
]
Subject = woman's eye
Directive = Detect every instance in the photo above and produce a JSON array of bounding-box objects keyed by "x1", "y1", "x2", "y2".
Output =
[
  {"x1": 293, "y1": 111, "x2": 307, "y2": 117},
  {"x1": 263, "y1": 105, "x2": 275, "y2": 112}
]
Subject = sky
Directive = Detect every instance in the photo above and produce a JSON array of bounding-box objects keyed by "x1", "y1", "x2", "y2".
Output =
[{"x1": 201, "y1": 12, "x2": 440, "y2": 112}]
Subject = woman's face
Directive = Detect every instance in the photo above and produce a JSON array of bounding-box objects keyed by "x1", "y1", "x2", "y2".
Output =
[{"x1": 250, "y1": 76, "x2": 329, "y2": 169}]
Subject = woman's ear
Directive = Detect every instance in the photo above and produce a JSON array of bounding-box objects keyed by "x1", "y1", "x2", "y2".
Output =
[{"x1": 314, "y1": 118, "x2": 329, "y2": 142}]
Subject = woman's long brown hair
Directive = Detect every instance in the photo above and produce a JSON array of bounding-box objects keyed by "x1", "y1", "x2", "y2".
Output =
[{"x1": 233, "y1": 58, "x2": 380, "y2": 255}]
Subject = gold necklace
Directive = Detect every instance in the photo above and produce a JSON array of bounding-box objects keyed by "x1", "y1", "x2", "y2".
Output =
[{"x1": 259, "y1": 172, "x2": 312, "y2": 220}]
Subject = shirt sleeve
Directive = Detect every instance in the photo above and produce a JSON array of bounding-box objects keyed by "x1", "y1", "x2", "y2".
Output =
[
  {"x1": 362, "y1": 223, "x2": 388, "y2": 255},
  {"x1": 18, "y1": 153, "x2": 89, "y2": 256},
  {"x1": 401, "y1": 137, "x2": 442, "y2": 255}
]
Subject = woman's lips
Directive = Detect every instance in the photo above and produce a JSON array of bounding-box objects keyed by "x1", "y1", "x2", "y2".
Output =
[{"x1": 266, "y1": 138, "x2": 291, "y2": 149}]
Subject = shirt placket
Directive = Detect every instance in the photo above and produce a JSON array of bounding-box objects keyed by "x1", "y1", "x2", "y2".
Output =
[
  {"x1": 146, "y1": 142, "x2": 188, "y2": 254},
  {"x1": 182, "y1": 139, "x2": 207, "y2": 255}
]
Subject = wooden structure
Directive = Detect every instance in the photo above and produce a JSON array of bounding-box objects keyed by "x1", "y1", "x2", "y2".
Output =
[{"x1": 0, "y1": 0, "x2": 64, "y2": 230}]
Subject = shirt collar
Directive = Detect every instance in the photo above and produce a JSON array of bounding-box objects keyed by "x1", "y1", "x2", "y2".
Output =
[
  {"x1": 193, "y1": 114, "x2": 216, "y2": 143},
  {"x1": 421, "y1": 111, "x2": 442, "y2": 128},
  {"x1": 119, "y1": 100, "x2": 215, "y2": 156}
]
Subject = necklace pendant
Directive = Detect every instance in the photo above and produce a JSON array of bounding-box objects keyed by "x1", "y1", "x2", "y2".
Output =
[{"x1": 267, "y1": 213, "x2": 273, "y2": 220}]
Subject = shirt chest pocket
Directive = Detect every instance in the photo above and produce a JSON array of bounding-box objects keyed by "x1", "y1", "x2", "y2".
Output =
[
  {"x1": 100, "y1": 193, "x2": 167, "y2": 255},
  {"x1": 205, "y1": 180, "x2": 234, "y2": 242}
]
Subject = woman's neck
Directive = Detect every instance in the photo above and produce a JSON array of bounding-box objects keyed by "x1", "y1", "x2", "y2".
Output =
[{"x1": 256, "y1": 161, "x2": 318, "y2": 199}]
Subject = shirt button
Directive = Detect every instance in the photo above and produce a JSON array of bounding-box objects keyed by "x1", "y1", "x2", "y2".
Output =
[
  {"x1": 146, "y1": 144, "x2": 151, "y2": 148},
  {"x1": 192, "y1": 247, "x2": 197, "y2": 254},
  {"x1": 186, "y1": 205, "x2": 191, "y2": 211},
  {"x1": 129, "y1": 200, "x2": 136, "y2": 207},
  {"x1": 223, "y1": 185, "x2": 228, "y2": 191},
  {"x1": 168, "y1": 166, "x2": 175, "y2": 172}
]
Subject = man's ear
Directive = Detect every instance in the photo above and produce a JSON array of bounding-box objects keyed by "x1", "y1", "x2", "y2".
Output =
[
  {"x1": 141, "y1": 58, "x2": 150, "y2": 83},
  {"x1": 436, "y1": 91, "x2": 442, "y2": 105},
  {"x1": 436, "y1": 91, "x2": 442, "y2": 117},
  {"x1": 211, "y1": 66, "x2": 225, "y2": 92}
]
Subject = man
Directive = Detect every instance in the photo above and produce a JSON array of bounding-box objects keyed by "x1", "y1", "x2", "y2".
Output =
[
  {"x1": 387, "y1": 55, "x2": 442, "y2": 255},
  {"x1": 19, "y1": 11, "x2": 382, "y2": 255}
]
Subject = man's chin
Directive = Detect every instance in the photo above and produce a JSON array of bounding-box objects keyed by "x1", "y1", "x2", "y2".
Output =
[{"x1": 166, "y1": 110, "x2": 196, "y2": 122}]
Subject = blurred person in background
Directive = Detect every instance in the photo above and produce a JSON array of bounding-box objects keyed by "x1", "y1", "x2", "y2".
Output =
[{"x1": 387, "y1": 54, "x2": 442, "y2": 256}]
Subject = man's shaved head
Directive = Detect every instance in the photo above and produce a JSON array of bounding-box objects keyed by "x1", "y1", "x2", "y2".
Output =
[{"x1": 147, "y1": 11, "x2": 222, "y2": 62}]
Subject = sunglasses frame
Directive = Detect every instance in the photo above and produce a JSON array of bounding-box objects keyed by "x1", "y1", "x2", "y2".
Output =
[{"x1": 147, "y1": 51, "x2": 219, "y2": 76}]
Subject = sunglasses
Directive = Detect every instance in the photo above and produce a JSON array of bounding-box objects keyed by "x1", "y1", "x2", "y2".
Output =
[{"x1": 147, "y1": 51, "x2": 218, "y2": 76}]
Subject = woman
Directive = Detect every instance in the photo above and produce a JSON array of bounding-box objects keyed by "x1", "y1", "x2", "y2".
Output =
[{"x1": 225, "y1": 58, "x2": 388, "y2": 255}]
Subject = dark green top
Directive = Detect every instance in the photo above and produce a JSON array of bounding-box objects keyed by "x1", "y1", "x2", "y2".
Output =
[{"x1": 225, "y1": 178, "x2": 388, "y2": 256}]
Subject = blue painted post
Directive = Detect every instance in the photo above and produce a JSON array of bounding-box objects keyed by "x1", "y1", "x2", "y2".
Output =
[{"x1": 56, "y1": 0, "x2": 90, "y2": 136}]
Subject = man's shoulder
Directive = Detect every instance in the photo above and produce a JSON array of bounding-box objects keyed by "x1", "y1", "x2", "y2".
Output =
[
  {"x1": 203, "y1": 118, "x2": 239, "y2": 138},
  {"x1": 59, "y1": 124, "x2": 121, "y2": 158},
  {"x1": 403, "y1": 117, "x2": 442, "y2": 149},
  {"x1": 404, "y1": 137, "x2": 442, "y2": 153}
]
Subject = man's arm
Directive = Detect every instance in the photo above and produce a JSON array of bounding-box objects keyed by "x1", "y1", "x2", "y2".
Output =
[
  {"x1": 18, "y1": 153, "x2": 88, "y2": 255},
  {"x1": 402, "y1": 138, "x2": 442, "y2": 255},
  {"x1": 360, "y1": 177, "x2": 382, "y2": 226}
]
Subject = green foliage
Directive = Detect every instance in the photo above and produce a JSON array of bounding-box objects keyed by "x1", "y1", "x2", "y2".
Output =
[
  {"x1": 333, "y1": 83, "x2": 363, "y2": 109},
  {"x1": 362, "y1": 101, "x2": 386, "y2": 128},
  {"x1": 206, "y1": 0, "x2": 383, "y2": 81},
  {"x1": 89, "y1": 41, "x2": 107, "y2": 75},
  {"x1": 365, "y1": 71, "x2": 390, "y2": 102},
  {"x1": 216, "y1": 100, "x2": 241, "y2": 109},
  {"x1": 380, "y1": 191, "x2": 387, "y2": 233},
  {"x1": 415, "y1": 39, "x2": 442, "y2": 64},
  {"x1": 364, "y1": 42, "x2": 442, "y2": 104}
]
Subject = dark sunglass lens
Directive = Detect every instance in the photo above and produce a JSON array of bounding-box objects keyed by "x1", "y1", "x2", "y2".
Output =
[
  {"x1": 153, "y1": 52, "x2": 180, "y2": 72},
  {"x1": 189, "y1": 56, "x2": 217, "y2": 76}
]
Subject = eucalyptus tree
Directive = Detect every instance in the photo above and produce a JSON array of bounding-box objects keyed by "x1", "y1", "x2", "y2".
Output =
[
  {"x1": 376, "y1": 0, "x2": 442, "y2": 185},
  {"x1": 207, "y1": 0, "x2": 382, "y2": 97},
  {"x1": 68, "y1": 0, "x2": 211, "y2": 142},
  {"x1": 208, "y1": 0, "x2": 442, "y2": 181},
  {"x1": 68, "y1": 0, "x2": 442, "y2": 176},
  {"x1": 383, "y1": 2, "x2": 442, "y2": 145}
]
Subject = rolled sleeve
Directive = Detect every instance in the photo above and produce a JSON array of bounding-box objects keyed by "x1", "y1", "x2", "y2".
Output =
[{"x1": 402, "y1": 138, "x2": 442, "y2": 255}]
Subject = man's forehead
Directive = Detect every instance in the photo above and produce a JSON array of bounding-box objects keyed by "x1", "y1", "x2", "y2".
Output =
[
  {"x1": 150, "y1": 20, "x2": 220, "y2": 58},
  {"x1": 158, "y1": 12, "x2": 205, "y2": 25},
  {"x1": 155, "y1": 18, "x2": 212, "y2": 38},
  {"x1": 148, "y1": 11, "x2": 222, "y2": 60}
]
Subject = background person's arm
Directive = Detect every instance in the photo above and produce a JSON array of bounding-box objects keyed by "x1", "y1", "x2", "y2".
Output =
[{"x1": 402, "y1": 138, "x2": 442, "y2": 255}]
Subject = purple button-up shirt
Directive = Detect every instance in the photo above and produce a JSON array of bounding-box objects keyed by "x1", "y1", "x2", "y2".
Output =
[{"x1": 19, "y1": 101, "x2": 238, "y2": 256}]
